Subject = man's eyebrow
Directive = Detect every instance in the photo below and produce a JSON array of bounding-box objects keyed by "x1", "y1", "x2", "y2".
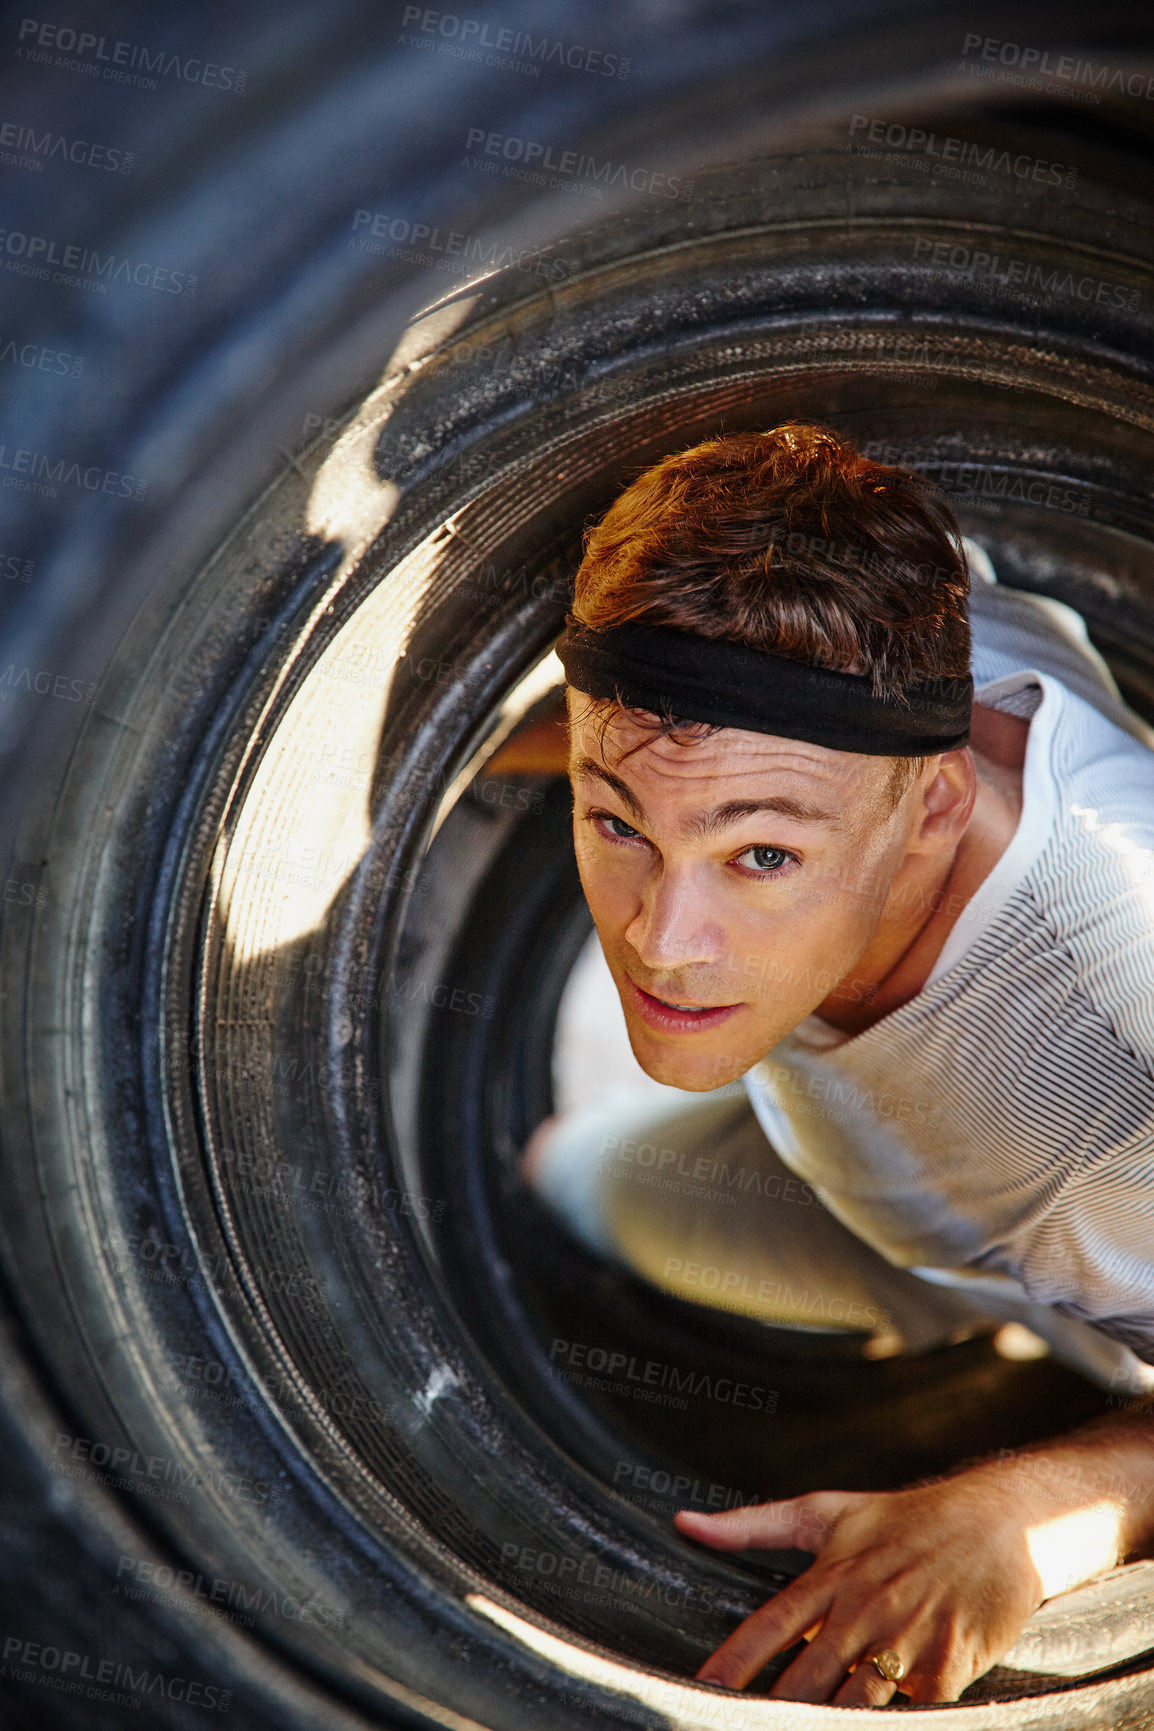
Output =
[
  {"x1": 571, "y1": 755, "x2": 648, "y2": 823},
  {"x1": 684, "y1": 796, "x2": 842, "y2": 839},
  {"x1": 571, "y1": 755, "x2": 840, "y2": 834}
]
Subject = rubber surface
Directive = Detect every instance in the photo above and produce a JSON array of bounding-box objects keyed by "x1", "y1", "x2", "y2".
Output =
[{"x1": 3, "y1": 3, "x2": 1154, "y2": 1726}]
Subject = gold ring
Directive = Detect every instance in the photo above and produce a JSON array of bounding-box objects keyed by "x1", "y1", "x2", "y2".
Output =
[{"x1": 867, "y1": 1649, "x2": 907, "y2": 1683}]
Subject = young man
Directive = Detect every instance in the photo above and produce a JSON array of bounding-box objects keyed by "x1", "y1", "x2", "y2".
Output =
[{"x1": 524, "y1": 422, "x2": 1154, "y2": 1706}]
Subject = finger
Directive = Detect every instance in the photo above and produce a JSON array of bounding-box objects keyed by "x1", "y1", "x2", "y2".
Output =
[
  {"x1": 675, "y1": 1492, "x2": 854, "y2": 1555},
  {"x1": 767, "y1": 1615, "x2": 890, "y2": 1704},
  {"x1": 832, "y1": 1658, "x2": 900, "y2": 1709},
  {"x1": 903, "y1": 1656, "x2": 969, "y2": 1705},
  {"x1": 695, "y1": 1579, "x2": 835, "y2": 1690}
]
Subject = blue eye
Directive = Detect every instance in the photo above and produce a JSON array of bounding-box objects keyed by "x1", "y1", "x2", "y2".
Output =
[
  {"x1": 596, "y1": 813, "x2": 641, "y2": 839},
  {"x1": 736, "y1": 845, "x2": 793, "y2": 874}
]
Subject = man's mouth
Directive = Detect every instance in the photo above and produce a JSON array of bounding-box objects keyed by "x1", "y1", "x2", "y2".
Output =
[{"x1": 627, "y1": 978, "x2": 743, "y2": 1034}]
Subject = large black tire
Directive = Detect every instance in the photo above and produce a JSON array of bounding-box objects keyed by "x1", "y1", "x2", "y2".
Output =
[{"x1": 4, "y1": 3, "x2": 1154, "y2": 1725}]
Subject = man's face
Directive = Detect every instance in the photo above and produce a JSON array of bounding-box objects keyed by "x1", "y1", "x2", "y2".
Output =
[{"x1": 567, "y1": 692, "x2": 924, "y2": 1090}]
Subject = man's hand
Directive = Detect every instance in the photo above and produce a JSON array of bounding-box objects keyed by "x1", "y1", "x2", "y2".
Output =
[{"x1": 674, "y1": 1454, "x2": 1132, "y2": 1706}]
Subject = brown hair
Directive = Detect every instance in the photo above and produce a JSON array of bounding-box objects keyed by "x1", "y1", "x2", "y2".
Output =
[{"x1": 571, "y1": 422, "x2": 971, "y2": 808}]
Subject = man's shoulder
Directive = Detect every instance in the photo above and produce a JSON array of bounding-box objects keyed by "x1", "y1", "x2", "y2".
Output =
[
  {"x1": 1042, "y1": 679, "x2": 1154, "y2": 888},
  {"x1": 994, "y1": 764, "x2": 1154, "y2": 1083},
  {"x1": 993, "y1": 669, "x2": 1154, "y2": 904}
]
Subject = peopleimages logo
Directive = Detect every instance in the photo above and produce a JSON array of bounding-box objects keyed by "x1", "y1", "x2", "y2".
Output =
[
  {"x1": 52, "y1": 1431, "x2": 272, "y2": 1505},
  {"x1": 463, "y1": 128, "x2": 692, "y2": 201},
  {"x1": 0, "y1": 444, "x2": 147, "y2": 500},
  {"x1": 0, "y1": 335, "x2": 83, "y2": 375},
  {"x1": 549, "y1": 1337, "x2": 778, "y2": 1412},
  {"x1": 910, "y1": 237, "x2": 1141, "y2": 312},
  {"x1": 847, "y1": 113, "x2": 1076, "y2": 189},
  {"x1": 349, "y1": 207, "x2": 570, "y2": 282},
  {"x1": 960, "y1": 32, "x2": 1154, "y2": 104},
  {"x1": 0, "y1": 225, "x2": 196, "y2": 295},
  {"x1": 498, "y1": 1543, "x2": 728, "y2": 1617},
  {"x1": 115, "y1": 1556, "x2": 346, "y2": 1632},
  {"x1": 399, "y1": 7, "x2": 630, "y2": 78},
  {"x1": 0, "y1": 663, "x2": 95, "y2": 704},
  {"x1": 15, "y1": 18, "x2": 247, "y2": 92},
  {"x1": 0, "y1": 116, "x2": 133, "y2": 173},
  {"x1": 1, "y1": 1634, "x2": 232, "y2": 1714}
]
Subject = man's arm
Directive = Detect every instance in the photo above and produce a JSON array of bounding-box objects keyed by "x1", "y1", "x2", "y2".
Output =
[{"x1": 675, "y1": 1402, "x2": 1154, "y2": 1706}]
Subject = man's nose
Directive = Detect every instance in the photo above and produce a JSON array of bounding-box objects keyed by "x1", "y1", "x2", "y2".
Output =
[{"x1": 624, "y1": 869, "x2": 724, "y2": 972}]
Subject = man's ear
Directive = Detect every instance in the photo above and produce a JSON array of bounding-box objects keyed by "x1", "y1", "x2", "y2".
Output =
[{"x1": 907, "y1": 749, "x2": 976, "y2": 855}]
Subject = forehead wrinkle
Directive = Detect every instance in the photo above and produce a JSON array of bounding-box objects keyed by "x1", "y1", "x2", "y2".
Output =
[{"x1": 575, "y1": 719, "x2": 834, "y2": 783}]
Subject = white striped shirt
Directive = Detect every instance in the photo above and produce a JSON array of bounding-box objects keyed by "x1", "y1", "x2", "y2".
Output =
[{"x1": 745, "y1": 571, "x2": 1154, "y2": 1364}]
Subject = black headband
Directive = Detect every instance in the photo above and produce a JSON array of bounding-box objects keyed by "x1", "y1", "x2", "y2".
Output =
[{"x1": 556, "y1": 620, "x2": 972, "y2": 756}]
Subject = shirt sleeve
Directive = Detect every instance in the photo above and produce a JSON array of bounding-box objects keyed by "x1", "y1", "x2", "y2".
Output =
[{"x1": 981, "y1": 1133, "x2": 1154, "y2": 1365}]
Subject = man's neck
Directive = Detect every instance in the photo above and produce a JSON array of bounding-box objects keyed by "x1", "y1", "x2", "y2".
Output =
[{"x1": 814, "y1": 703, "x2": 1030, "y2": 1036}]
